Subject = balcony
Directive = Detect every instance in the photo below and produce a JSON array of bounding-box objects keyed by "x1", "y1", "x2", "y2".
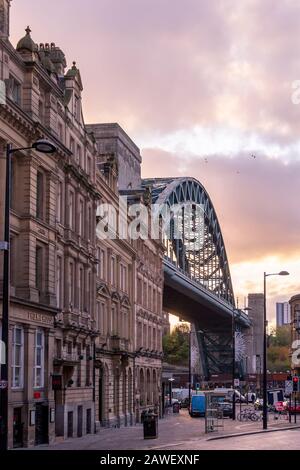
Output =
[
  {"x1": 64, "y1": 228, "x2": 79, "y2": 245},
  {"x1": 53, "y1": 351, "x2": 80, "y2": 367},
  {"x1": 110, "y1": 336, "x2": 129, "y2": 352}
]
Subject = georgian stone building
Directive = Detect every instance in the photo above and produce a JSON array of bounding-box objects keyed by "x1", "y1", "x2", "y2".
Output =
[
  {"x1": 134, "y1": 235, "x2": 164, "y2": 421},
  {"x1": 290, "y1": 294, "x2": 300, "y2": 375},
  {"x1": 88, "y1": 124, "x2": 165, "y2": 426},
  {"x1": 0, "y1": 2, "x2": 165, "y2": 447},
  {"x1": 0, "y1": 4, "x2": 98, "y2": 446},
  {"x1": 93, "y1": 148, "x2": 136, "y2": 429}
]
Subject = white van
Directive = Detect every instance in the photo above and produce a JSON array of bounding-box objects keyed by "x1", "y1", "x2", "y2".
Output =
[{"x1": 214, "y1": 388, "x2": 246, "y2": 403}]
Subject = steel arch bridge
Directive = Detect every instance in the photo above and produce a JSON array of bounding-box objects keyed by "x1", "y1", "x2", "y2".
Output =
[{"x1": 142, "y1": 177, "x2": 251, "y2": 380}]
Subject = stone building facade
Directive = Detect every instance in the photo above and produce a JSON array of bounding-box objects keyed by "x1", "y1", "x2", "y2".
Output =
[
  {"x1": 0, "y1": 2, "x2": 164, "y2": 447},
  {"x1": 245, "y1": 293, "x2": 264, "y2": 376},
  {"x1": 89, "y1": 124, "x2": 165, "y2": 426},
  {"x1": 290, "y1": 294, "x2": 300, "y2": 375},
  {"x1": 93, "y1": 149, "x2": 136, "y2": 429},
  {"x1": 0, "y1": 9, "x2": 100, "y2": 446},
  {"x1": 134, "y1": 224, "x2": 164, "y2": 421}
]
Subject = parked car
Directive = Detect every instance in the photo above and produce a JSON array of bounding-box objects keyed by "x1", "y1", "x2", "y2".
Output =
[
  {"x1": 217, "y1": 402, "x2": 233, "y2": 418},
  {"x1": 189, "y1": 394, "x2": 205, "y2": 417},
  {"x1": 286, "y1": 402, "x2": 300, "y2": 414},
  {"x1": 214, "y1": 388, "x2": 246, "y2": 403},
  {"x1": 179, "y1": 397, "x2": 190, "y2": 409}
]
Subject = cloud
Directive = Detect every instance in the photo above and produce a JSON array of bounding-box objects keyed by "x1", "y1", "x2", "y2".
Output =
[
  {"x1": 10, "y1": 0, "x2": 300, "y2": 147},
  {"x1": 141, "y1": 148, "x2": 300, "y2": 264},
  {"x1": 10, "y1": 0, "x2": 300, "y2": 316}
]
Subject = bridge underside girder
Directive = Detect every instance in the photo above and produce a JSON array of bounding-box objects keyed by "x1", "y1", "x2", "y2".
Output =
[{"x1": 163, "y1": 271, "x2": 247, "y2": 379}]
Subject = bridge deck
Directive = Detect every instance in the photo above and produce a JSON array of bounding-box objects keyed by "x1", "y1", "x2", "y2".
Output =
[{"x1": 163, "y1": 258, "x2": 251, "y2": 329}]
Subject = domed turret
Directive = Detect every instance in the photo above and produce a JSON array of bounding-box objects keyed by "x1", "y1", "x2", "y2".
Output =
[{"x1": 16, "y1": 26, "x2": 38, "y2": 53}]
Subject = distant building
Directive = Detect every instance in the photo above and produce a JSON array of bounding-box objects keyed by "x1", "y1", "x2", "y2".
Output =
[
  {"x1": 245, "y1": 294, "x2": 264, "y2": 375},
  {"x1": 276, "y1": 302, "x2": 291, "y2": 327}
]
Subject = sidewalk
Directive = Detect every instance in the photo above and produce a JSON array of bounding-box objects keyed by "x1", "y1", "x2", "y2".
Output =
[{"x1": 33, "y1": 409, "x2": 300, "y2": 450}]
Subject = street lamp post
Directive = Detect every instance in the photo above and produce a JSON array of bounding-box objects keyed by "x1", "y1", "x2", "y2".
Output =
[
  {"x1": 263, "y1": 271, "x2": 289, "y2": 430},
  {"x1": 168, "y1": 378, "x2": 175, "y2": 406},
  {"x1": 188, "y1": 330, "x2": 191, "y2": 406},
  {"x1": 0, "y1": 140, "x2": 56, "y2": 451}
]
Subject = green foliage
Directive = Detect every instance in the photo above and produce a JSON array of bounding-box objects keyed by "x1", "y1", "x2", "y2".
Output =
[
  {"x1": 162, "y1": 323, "x2": 189, "y2": 365},
  {"x1": 268, "y1": 325, "x2": 291, "y2": 347},
  {"x1": 267, "y1": 326, "x2": 291, "y2": 372}
]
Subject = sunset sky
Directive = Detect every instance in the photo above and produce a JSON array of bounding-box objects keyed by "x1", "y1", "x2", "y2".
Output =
[{"x1": 10, "y1": 0, "x2": 300, "y2": 325}]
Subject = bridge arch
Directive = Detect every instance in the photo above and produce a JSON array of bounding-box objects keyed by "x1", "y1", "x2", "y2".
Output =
[
  {"x1": 143, "y1": 177, "x2": 250, "y2": 380},
  {"x1": 143, "y1": 177, "x2": 234, "y2": 305}
]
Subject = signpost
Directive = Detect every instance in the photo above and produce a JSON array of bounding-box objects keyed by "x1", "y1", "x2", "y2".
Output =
[
  {"x1": 0, "y1": 341, "x2": 5, "y2": 365},
  {"x1": 285, "y1": 380, "x2": 293, "y2": 396}
]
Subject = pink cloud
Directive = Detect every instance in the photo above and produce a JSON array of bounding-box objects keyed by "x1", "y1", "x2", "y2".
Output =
[
  {"x1": 142, "y1": 148, "x2": 300, "y2": 264},
  {"x1": 10, "y1": 0, "x2": 300, "y2": 144}
]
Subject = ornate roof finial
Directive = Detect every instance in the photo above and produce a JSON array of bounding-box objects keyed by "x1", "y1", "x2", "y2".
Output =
[
  {"x1": 72, "y1": 61, "x2": 76, "y2": 68},
  {"x1": 16, "y1": 26, "x2": 37, "y2": 53}
]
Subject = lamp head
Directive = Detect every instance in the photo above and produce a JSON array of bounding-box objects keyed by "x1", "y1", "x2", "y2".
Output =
[
  {"x1": 278, "y1": 271, "x2": 289, "y2": 276},
  {"x1": 32, "y1": 139, "x2": 57, "y2": 154}
]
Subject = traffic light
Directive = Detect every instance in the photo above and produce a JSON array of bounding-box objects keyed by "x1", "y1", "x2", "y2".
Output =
[
  {"x1": 293, "y1": 376, "x2": 299, "y2": 392},
  {"x1": 196, "y1": 383, "x2": 200, "y2": 391}
]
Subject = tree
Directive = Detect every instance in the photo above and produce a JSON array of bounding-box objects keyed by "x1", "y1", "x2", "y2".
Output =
[
  {"x1": 162, "y1": 323, "x2": 189, "y2": 365},
  {"x1": 267, "y1": 325, "x2": 291, "y2": 372},
  {"x1": 268, "y1": 325, "x2": 291, "y2": 347}
]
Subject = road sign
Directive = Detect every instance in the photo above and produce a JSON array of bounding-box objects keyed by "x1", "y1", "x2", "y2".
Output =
[
  {"x1": 0, "y1": 340, "x2": 5, "y2": 364},
  {"x1": 285, "y1": 380, "x2": 293, "y2": 395},
  {"x1": 0, "y1": 241, "x2": 8, "y2": 251},
  {"x1": 0, "y1": 380, "x2": 8, "y2": 390},
  {"x1": 234, "y1": 379, "x2": 240, "y2": 387}
]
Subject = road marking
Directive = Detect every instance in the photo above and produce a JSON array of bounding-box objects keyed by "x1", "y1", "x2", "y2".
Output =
[{"x1": 149, "y1": 441, "x2": 191, "y2": 450}]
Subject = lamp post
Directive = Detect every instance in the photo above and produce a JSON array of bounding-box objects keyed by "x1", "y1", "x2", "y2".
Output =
[
  {"x1": 0, "y1": 139, "x2": 56, "y2": 451},
  {"x1": 168, "y1": 378, "x2": 175, "y2": 406},
  {"x1": 263, "y1": 271, "x2": 289, "y2": 430},
  {"x1": 256, "y1": 354, "x2": 262, "y2": 397},
  {"x1": 188, "y1": 329, "x2": 191, "y2": 406}
]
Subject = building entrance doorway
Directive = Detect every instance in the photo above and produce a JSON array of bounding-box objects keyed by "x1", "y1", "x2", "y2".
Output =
[
  {"x1": 35, "y1": 404, "x2": 49, "y2": 445},
  {"x1": 13, "y1": 407, "x2": 23, "y2": 448},
  {"x1": 77, "y1": 405, "x2": 83, "y2": 437}
]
